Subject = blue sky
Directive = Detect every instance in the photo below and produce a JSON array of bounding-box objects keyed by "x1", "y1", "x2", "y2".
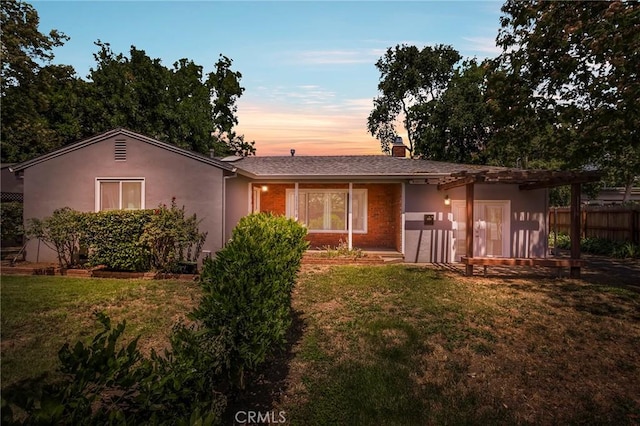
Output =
[{"x1": 33, "y1": 1, "x2": 504, "y2": 155}]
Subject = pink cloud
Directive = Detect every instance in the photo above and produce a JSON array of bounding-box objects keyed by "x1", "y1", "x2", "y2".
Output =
[{"x1": 235, "y1": 100, "x2": 383, "y2": 156}]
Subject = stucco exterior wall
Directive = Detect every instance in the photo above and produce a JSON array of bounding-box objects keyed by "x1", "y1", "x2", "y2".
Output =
[
  {"x1": 473, "y1": 184, "x2": 547, "y2": 258},
  {"x1": 404, "y1": 183, "x2": 548, "y2": 262},
  {"x1": 404, "y1": 183, "x2": 456, "y2": 262},
  {"x1": 224, "y1": 175, "x2": 251, "y2": 241},
  {"x1": 22, "y1": 135, "x2": 226, "y2": 263},
  {"x1": 1, "y1": 166, "x2": 23, "y2": 196}
]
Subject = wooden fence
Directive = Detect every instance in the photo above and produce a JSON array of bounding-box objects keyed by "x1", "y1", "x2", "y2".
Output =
[{"x1": 548, "y1": 206, "x2": 640, "y2": 243}]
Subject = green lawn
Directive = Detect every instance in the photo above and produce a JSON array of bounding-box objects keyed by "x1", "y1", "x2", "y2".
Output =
[
  {"x1": 278, "y1": 265, "x2": 640, "y2": 425},
  {"x1": 2, "y1": 267, "x2": 639, "y2": 425},
  {"x1": 1, "y1": 275, "x2": 200, "y2": 391}
]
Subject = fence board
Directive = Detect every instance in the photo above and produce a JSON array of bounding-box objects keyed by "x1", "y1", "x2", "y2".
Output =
[{"x1": 549, "y1": 206, "x2": 640, "y2": 243}]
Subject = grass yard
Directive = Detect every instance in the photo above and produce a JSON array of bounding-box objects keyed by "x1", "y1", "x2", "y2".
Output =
[
  {"x1": 2, "y1": 266, "x2": 640, "y2": 424},
  {"x1": 1, "y1": 275, "x2": 200, "y2": 392},
  {"x1": 273, "y1": 265, "x2": 640, "y2": 425}
]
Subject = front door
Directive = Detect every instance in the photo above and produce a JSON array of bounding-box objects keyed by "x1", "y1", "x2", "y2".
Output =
[{"x1": 452, "y1": 200, "x2": 510, "y2": 259}]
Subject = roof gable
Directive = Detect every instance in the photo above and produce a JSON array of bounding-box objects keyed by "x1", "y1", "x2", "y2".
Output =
[{"x1": 10, "y1": 128, "x2": 236, "y2": 172}]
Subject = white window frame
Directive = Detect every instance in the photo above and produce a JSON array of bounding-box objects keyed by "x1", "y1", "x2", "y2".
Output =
[
  {"x1": 286, "y1": 188, "x2": 367, "y2": 234},
  {"x1": 95, "y1": 178, "x2": 146, "y2": 212}
]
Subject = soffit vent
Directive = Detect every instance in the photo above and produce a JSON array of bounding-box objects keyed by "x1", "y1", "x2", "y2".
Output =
[{"x1": 115, "y1": 139, "x2": 127, "y2": 161}]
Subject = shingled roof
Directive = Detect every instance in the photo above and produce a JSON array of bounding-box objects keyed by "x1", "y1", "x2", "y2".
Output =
[
  {"x1": 229, "y1": 155, "x2": 510, "y2": 179},
  {"x1": 10, "y1": 128, "x2": 236, "y2": 173}
]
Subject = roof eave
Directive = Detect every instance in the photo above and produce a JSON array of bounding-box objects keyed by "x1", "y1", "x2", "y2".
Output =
[
  {"x1": 233, "y1": 170, "x2": 453, "y2": 181},
  {"x1": 9, "y1": 128, "x2": 236, "y2": 172}
]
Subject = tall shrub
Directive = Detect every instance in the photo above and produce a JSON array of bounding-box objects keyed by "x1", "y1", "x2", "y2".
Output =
[
  {"x1": 192, "y1": 213, "x2": 309, "y2": 388},
  {"x1": 83, "y1": 210, "x2": 152, "y2": 272},
  {"x1": 0, "y1": 202, "x2": 24, "y2": 246},
  {"x1": 26, "y1": 207, "x2": 83, "y2": 268},
  {"x1": 139, "y1": 199, "x2": 207, "y2": 273}
]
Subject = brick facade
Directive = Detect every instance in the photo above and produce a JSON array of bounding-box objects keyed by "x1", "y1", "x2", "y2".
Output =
[{"x1": 252, "y1": 182, "x2": 402, "y2": 251}]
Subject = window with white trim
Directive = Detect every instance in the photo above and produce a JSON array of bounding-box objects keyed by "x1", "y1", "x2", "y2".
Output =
[
  {"x1": 96, "y1": 179, "x2": 145, "y2": 211},
  {"x1": 286, "y1": 189, "x2": 367, "y2": 233}
]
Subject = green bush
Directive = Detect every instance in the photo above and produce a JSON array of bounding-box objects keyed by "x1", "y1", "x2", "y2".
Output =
[
  {"x1": 26, "y1": 207, "x2": 84, "y2": 268},
  {"x1": 0, "y1": 202, "x2": 24, "y2": 245},
  {"x1": 140, "y1": 199, "x2": 207, "y2": 273},
  {"x1": 192, "y1": 213, "x2": 309, "y2": 388},
  {"x1": 612, "y1": 242, "x2": 640, "y2": 259},
  {"x1": 2, "y1": 312, "x2": 227, "y2": 425},
  {"x1": 548, "y1": 232, "x2": 571, "y2": 250},
  {"x1": 28, "y1": 201, "x2": 209, "y2": 272},
  {"x1": 83, "y1": 210, "x2": 153, "y2": 272},
  {"x1": 581, "y1": 236, "x2": 617, "y2": 256},
  {"x1": 548, "y1": 232, "x2": 639, "y2": 259}
]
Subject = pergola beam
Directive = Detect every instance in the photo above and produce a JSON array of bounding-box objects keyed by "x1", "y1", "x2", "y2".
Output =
[
  {"x1": 438, "y1": 175, "x2": 479, "y2": 191},
  {"x1": 519, "y1": 172, "x2": 602, "y2": 191},
  {"x1": 436, "y1": 170, "x2": 601, "y2": 191}
]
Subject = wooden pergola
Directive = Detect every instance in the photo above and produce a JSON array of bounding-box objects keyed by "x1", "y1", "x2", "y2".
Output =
[{"x1": 437, "y1": 169, "x2": 602, "y2": 278}]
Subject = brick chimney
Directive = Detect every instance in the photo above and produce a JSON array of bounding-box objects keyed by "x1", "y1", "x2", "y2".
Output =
[{"x1": 391, "y1": 136, "x2": 407, "y2": 158}]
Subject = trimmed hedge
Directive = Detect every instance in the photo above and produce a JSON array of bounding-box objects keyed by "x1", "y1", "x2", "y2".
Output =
[
  {"x1": 193, "y1": 213, "x2": 309, "y2": 388},
  {"x1": 26, "y1": 202, "x2": 207, "y2": 272},
  {"x1": 83, "y1": 210, "x2": 153, "y2": 272}
]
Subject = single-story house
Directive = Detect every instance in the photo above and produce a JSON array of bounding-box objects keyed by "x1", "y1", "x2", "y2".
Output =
[
  {"x1": 223, "y1": 155, "x2": 548, "y2": 263},
  {"x1": 9, "y1": 128, "x2": 236, "y2": 263},
  {"x1": 10, "y1": 128, "x2": 599, "y2": 275}
]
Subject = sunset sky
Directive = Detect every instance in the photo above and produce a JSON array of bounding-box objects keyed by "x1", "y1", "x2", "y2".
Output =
[{"x1": 33, "y1": 1, "x2": 503, "y2": 156}]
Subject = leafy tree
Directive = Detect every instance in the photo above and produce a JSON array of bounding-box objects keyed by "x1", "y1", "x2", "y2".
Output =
[
  {"x1": 493, "y1": 0, "x2": 640, "y2": 199},
  {"x1": 208, "y1": 54, "x2": 256, "y2": 156},
  {"x1": 165, "y1": 58, "x2": 220, "y2": 153},
  {"x1": 367, "y1": 44, "x2": 461, "y2": 155},
  {"x1": 0, "y1": 0, "x2": 84, "y2": 162},
  {"x1": 1, "y1": 1, "x2": 255, "y2": 162},
  {"x1": 83, "y1": 42, "x2": 171, "y2": 138},
  {"x1": 413, "y1": 59, "x2": 492, "y2": 164},
  {"x1": 0, "y1": 0, "x2": 67, "y2": 91},
  {"x1": 84, "y1": 43, "x2": 256, "y2": 157}
]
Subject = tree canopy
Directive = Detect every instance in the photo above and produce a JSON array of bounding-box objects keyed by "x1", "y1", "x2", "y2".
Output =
[
  {"x1": 1, "y1": 0, "x2": 255, "y2": 163},
  {"x1": 413, "y1": 59, "x2": 492, "y2": 164},
  {"x1": 367, "y1": 44, "x2": 461, "y2": 155},
  {"x1": 493, "y1": 0, "x2": 639, "y2": 195},
  {"x1": 367, "y1": 0, "x2": 639, "y2": 201},
  {"x1": 1, "y1": 0, "x2": 80, "y2": 162}
]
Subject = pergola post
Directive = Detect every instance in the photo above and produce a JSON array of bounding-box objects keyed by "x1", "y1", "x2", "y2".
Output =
[
  {"x1": 348, "y1": 182, "x2": 353, "y2": 250},
  {"x1": 465, "y1": 182, "x2": 475, "y2": 276},
  {"x1": 570, "y1": 182, "x2": 581, "y2": 278}
]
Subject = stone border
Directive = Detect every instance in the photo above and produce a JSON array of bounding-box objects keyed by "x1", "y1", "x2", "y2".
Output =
[
  {"x1": 1, "y1": 264, "x2": 197, "y2": 281},
  {"x1": 1, "y1": 265, "x2": 58, "y2": 276},
  {"x1": 302, "y1": 255, "x2": 386, "y2": 265}
]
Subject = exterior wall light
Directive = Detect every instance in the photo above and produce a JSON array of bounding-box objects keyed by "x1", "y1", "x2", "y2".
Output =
[
  {"x1": 261, "y1": 185, "x2": 268, "y2": 192},
  {"x1": 444, "y1": 195, "x2": 451, "y2": 206}
]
